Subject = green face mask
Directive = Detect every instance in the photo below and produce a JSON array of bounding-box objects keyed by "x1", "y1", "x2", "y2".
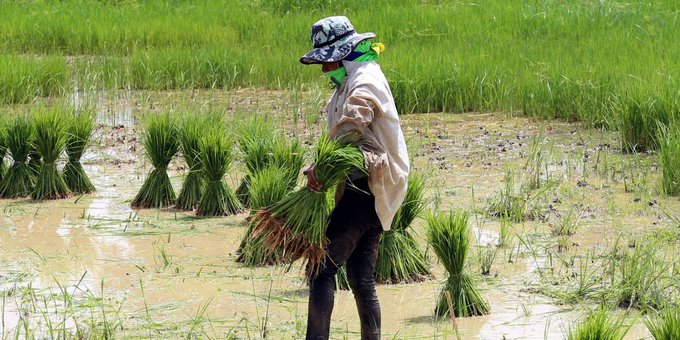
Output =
[{"x1": 324, "y1": 40, "x2": 384, "y2": 87}]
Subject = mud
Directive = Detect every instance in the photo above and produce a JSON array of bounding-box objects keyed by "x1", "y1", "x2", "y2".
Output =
[{"x1": 1, "y1": 89, "x2": 679, "y2": 338}]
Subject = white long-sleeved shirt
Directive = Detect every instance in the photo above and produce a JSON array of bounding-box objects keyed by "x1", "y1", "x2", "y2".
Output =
[{"x1": 325, "y1": 60, "x2": 410, "y2": 230}]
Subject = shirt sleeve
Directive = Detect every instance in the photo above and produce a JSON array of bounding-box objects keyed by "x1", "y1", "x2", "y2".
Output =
[{"x1": 329, "y1": 86, "x2": 377, "y2": 143}]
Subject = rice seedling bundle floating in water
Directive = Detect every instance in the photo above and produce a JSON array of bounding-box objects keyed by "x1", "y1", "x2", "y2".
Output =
[
  {"x1": 426, "y1": 210, "x2": 490, "y2": 318},
  {"x1": 176, "y1": 115, "x2": 207, "y2": 210},
  {"x1": 0, "y1": 115, "x2": 34, "y2": 198},
  {"x1": 31, "y1": 108, "x2": 70, "y2": 200},
  {"x1": 376, "y1": 173, "x2": 430, "y2": 284},
  {"x1": 196, "y1": 132, "x2": 243, "y2": 216},
  {"x1": 249, "y1": 134, "x2": 365, "y2": 275},
  {"x1": 63, "y1": 110, "x2": 95, "y2": 194},
  {"x1": 235, "y1": 117, "x2": 277, "y2": 207},
  {"x1": 131, "y1": 113, "x2": 179, "y2": 208},
  {"x1": 237, "y1": 164, "x2": 296, "y2": 265}
]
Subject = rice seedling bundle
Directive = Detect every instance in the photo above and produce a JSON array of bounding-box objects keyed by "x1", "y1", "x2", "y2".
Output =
[
  {"x1": 63, "y1": 111, "x2": 95, "y2": 194},
  {"x1": 249, "y1": 134, "x2": 365, "y2": 275},
  {"x1": 28, "y1": 144, "x2": 41, "y2": 177},
  {"x1": 196, "y1": 132, "x2": 243, "y2": 216},
  {"x1": 131, "y1": 113, "x2": 179, "y2": 208},
  {"x1": 645, "y1": 307, "x2": 680, "y2": 340},
  {"x1": 566, "y1": 308, "x2": 631, "y2": 340},
  {"x1": 237, "y1": 164, "x2": 295, "y2": 265},
  {"x1": 0, "y1": 115, "x2": 34, "y2": 198},
  {"x1": 175, "y1": 115, "x2": 207, "y2": 210},
  {"x1": 658, "y1": 123, "x2": 680, "y2": 196},
  {"x1": 376, "y1": 174, "x2": 430, "y2": 284},
  {"x1": 31, "y1": 109, "x2": 70, "y2": 200},
  {"x1": 270, "y1": 136, "x2": 305, "y2": 190},
  {"x1": 235, "y1": 118, "x2": 276, "y2": 207},
  {"x1": 426, "y1": 210, "x2": 490, "y2": 318}
]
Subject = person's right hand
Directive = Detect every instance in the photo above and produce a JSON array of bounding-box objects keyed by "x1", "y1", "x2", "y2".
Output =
[{"x1": 303, "y1": 163, "x2": 322, "y2": 192}]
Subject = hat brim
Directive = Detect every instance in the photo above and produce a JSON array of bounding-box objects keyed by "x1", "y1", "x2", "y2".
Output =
[{"x1": 299, "y1": 32, "x2": 376, "y2": 65}]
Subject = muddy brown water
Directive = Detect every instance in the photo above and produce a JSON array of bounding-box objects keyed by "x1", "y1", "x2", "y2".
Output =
[{"x1": 1, "y1": 90, "x2": 677, "y2": 339}]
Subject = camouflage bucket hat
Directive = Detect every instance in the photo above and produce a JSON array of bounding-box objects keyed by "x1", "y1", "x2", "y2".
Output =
[{"x1": 300, "y1": 16, "x2": 376, "y2": 65}]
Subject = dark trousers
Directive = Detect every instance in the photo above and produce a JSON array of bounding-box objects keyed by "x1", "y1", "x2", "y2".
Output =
[{"x1": 306, "y1": 177, "x2": 383, "y2": 340}]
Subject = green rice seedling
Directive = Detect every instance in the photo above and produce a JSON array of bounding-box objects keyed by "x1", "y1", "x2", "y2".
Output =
[
  {"x1": 426, "y1": 210, "x2": 490, "y2": 318},
  {"x1": 657, "y1": 123, "x2": 680, "y2": 196},
  {"x1": 175, "y1": 115, "x2": 207, "y2": 210},
  {"x1": 566, "y1": 308, "x2": 631, "y2": 340},
  {"x1": 27, "y1": 144, "x2": 42, "y2": 177},
  {"x1": 131, "y1": 113, "x2": 179, "y2": 208},
  {"x1": 249, "y1": 134, "x2": 365, "y2": 275},
  {"x1": 235, "y1": 117, "x2": 276, "y2": 207},
  {"x1": 610, "y1": 244, "x2": 672, "y2": 311},
  {"x1": 63, "y1": 110, "x2": 95, "y2": 194},
  {"x1": 0, "y1": 117, "x2": 7, "y2": 181},
  {"x1": 196, "y1": 132, "x2": 243, "y2": 216},
  {"x1": 645, "y1": 307, "x2": 680, "y2": 340},
  {"x1": 498, "y1": 217, "x2": 512, "y2": 247},
  {"x1": 31, "y1": 108, "x2": 70, "y2": 200},
  {"x1": 376, "y1": 173, "x2": 431, "y2": 284},
  {"x1": 237, "y1": 165, "x2": 294, "y2": 265},
  {"x1": 478, "y1": 246, "x2": 497, "y2": 276},
  {"x1": 270, "y1": 136, "x2": 305, "y2": 190},
  {"x1": 0, "y1": 115, "x2": 34, "y2": 197}
]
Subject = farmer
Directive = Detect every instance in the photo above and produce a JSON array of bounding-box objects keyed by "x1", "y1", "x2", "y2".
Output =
[{"x1": 300, "y1": 16, "x2": 409, "y2": 340}]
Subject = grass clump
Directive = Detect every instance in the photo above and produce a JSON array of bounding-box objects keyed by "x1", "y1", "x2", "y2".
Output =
[
  {"x1": 175, "y1": 115, "x2": 207, "y2": 210},
  {"x1": 131, "y1": 113, "x2": 179, "y2": 208},
  {"x1": 376, "y1": 173, "x2": 431, "y2": 284},
  {"x1": 235, "y1": 117, "x2": 277, "y2": 207},
  {"x1": 657, "y1": 123, "x2": 680, "y2": 196},
  {"x1": 566, "y1": 308, "x2": 631, "y2": 340},
  {"x1": 31, "y1": 108, "x2": 70, "y2": 200},
  {"x1": 645, "y1": 307, "x2": 680, "y2": 340},
  {"x1": 0, "y1": 117, "x2": 6, "y2": 181},
  {"x1": 426, "y1": 210, "x2": 490, "y2": 318},
  {"x1": 63, "y1": 110, "x2": 96, "y2": 194},
  {"x1": 237, "y1": 165, "x2": 295, "y2": 265},
  {"x1": 0, "y1": 115, "x2": 34, "y2": 197},
  {"x1": 249, "y1": 134, "x2": 365, "y2": 275},
  {"x1": 196, "y1": 132, "x2": 243, "y2": 216}
]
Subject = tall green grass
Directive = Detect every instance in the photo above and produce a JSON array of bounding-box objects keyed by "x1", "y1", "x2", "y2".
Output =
[
  {"x1": 566, "y1": 308, "x2": 631, "y2": 340},
  {"x1": 1, "y1": 1, "x2": 679, "y2": 127},
  {"x1": 0, "y1": 55, "x2": 69, "y2": 104},
  {"x1": 657, "y1": 123, "x2": 680, "y2": 196}
]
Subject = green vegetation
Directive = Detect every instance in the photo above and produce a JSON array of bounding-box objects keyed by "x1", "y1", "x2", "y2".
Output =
[
  {"x1": 566, "y1": 308, "x2": 631, "y2": 340},
  {"x1": 658, "y1": 123, "x2": 680, "y2": 195},
  {"x1": 131, "y1": 113, "x2": 179, "y2": 208},
  {"x1": 31, "y1": 109, "x2": 70, "y2": 200},
  {"x1": 175, "y1": 114, "x2": 207, "y2": 210},
  {"x1": 0, "y1": 55, "x2": 69, "y2": 104},
  {"x1": 196, "y1": 132, "x2": 242, "y2": 216},
  {"x1": 250, "y1": 134, "x2": 365, "y2": 275},
  {"x1": 645, "y1": 307, "x2": 680, "y2": 340},
  {"x1": 64, "y1": 110, "x2": 96, "y2": 194},
  {"x1": 426, "y1": 210, "x2": 490, "y2": 318},
  {"x1": 0, "y1": 115, "x2": 34, "y2": 197},
  {"x1": 0, "y1": 117, "x2": 6, "y2": 181},
  {"x1": 235, "y1": 117, "x2": 277, "y2": 207},
  {"x1": 376, "y1": 174, "x2": 430, "y2": 284}
]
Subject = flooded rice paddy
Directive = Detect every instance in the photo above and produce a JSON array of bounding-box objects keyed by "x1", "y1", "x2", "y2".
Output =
[{"x1": 1, "y1": 89, "x2": 678, "y2": 339}]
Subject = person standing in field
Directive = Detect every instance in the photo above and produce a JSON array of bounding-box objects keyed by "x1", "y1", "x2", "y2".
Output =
[{"x1": 300, "y1": 16, "x2": 410, "y2": 340}]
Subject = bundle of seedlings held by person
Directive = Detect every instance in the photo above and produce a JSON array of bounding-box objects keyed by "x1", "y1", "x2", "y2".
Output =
[
  {"x1": 63, "y1": 110, "x2": 95, "y2": 194},
  {"x1": 131, "y1": 112, "x2": 179, "y2": 208},
  {"x1": 0, "y1": 114, "x2": 34, "y2": 198},
  {"x1": 196, "y1": 131, "x2": 243, "y2": 216},
  {"x1": 376, "y1": 173, "x2": 431, "y2": 283},
  {"x1": 236, "y1": 136, "x2": 305, "y2": 265},
  {"x1": 249, "y1": 133, "x2": 365, "y2": 275},
  {"x1": 175, "y1": 114, "x2": 208, "y2": 210},
  {"x1": 426, "y1": 210, "x2": 490, "y2": 318},
  {"x1": 234, "y1": 117, "x2": 277, "y2": 208},
  {"x1": 31, "y1": 108, "x2": 71, "y2": 200}
]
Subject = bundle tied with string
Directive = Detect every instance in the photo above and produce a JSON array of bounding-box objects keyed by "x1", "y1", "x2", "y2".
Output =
[
  {"x1": 0, "y1": 115, "x2": 34, "y2": 198},
  {"x1": 63, "y1": 110, "x2": 95, "y2": 194},
  {"x1": 131, "y1": 112, "x2": 179, "y2": 208},
  {"x1": 196, "y1": 132, "x2": 243, "y2": 216},
  {"x1": 175, "y1": 115, "x2": 207, "y2": 210},
  {"x1": 31, "y1": 109, "x2": 70, "y2": 200},
  {"x1": 236, "y1": 136, "x2": 305, "y2": 265},
  {"x1": 249, "y1": 134, "x2": 365, "y2": 275},
  {"x1": 426, "y1": 210, "x2": 490, "y2": 318}
]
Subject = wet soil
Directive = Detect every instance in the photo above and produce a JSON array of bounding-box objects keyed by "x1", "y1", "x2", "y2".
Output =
[{"x1": 1, "y1": 89, "x2": 678, "y2": 339}]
